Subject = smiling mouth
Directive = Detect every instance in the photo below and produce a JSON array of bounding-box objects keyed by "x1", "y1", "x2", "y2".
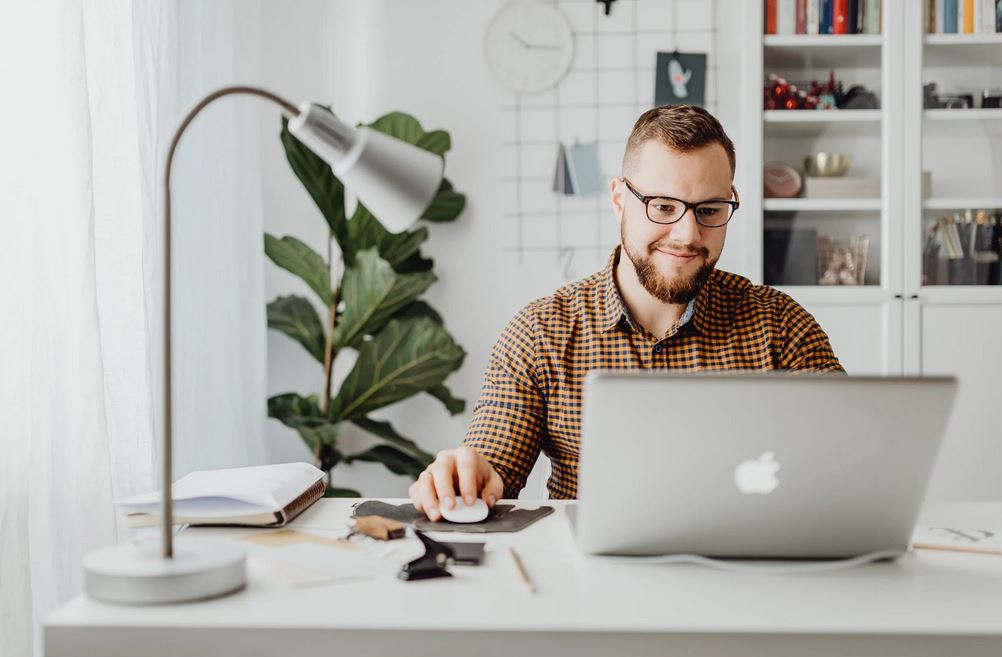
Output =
[{"x1": 656, "y1": 249, "x2": 702, "y2": 260}]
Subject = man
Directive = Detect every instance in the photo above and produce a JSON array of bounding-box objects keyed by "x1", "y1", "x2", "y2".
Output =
[{"x1": 409, "y1": 105, "x2": 842, "y2": 520}]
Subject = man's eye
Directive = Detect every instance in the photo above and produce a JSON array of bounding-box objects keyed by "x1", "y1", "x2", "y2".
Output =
[
  {"x1": 697, "y1": 207, "x2": 720, "y2": 217},
  {"x1": 652, "y1": 203, "x2": 676, "y2": 213}
]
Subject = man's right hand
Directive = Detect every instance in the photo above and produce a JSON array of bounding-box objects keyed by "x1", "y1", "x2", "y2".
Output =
[{"x1": 409, "y1": 446, "x2": 504, "y2": 521}]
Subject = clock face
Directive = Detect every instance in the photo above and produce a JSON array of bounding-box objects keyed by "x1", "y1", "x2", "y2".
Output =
[{"x1": 484, "y1": 0, "x2": 574, "y2": 94}]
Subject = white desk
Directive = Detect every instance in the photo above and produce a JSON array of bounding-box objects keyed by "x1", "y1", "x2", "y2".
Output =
[{"x1": 46, "y1": 500, "x2": 1002, "y2": 657}]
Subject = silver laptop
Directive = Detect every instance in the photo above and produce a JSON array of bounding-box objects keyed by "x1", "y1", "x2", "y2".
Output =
[{"x1": 570, "y1": 371, "x2": 957, "y2": 558}]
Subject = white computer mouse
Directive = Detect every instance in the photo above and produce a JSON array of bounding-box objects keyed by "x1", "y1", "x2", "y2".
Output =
[{"x1": 439, "y1": 498, "x2": 489, "y2": 523}]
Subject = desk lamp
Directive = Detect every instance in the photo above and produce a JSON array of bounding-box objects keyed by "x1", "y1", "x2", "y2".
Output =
[{"x1": 82, "y1": 86, "x2": 443, "y2": 604}]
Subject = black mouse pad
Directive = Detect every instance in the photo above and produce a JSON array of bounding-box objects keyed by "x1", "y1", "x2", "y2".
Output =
[{"x1": 351, "y1": 501, "x2": 554, "y2": 533}]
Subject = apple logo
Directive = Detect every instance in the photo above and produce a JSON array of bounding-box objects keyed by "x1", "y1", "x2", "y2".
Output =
[{"x1": 734, "y1": 451, "x2": 781, "y2": 495}]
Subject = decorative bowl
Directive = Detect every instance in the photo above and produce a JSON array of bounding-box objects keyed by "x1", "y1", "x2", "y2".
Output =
[{"x1": 804, "y1": 153, "x2": 851, "y2": 177}]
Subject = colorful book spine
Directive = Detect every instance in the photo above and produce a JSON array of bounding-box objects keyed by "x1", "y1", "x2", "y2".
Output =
[
  {"x1": 997, "y1": 0, "x2": 1002, "y2": 32},
  {"x1": 766, "y1": 0, "x2": 777, "y2": 34},
  {"x1": 778, "y1": 0, "x2": 796, "y2": 34},
  {"x1": 834, "y1": 0, "x2": 848, "y2": 33},
  {"x1": 808, "y1": 0, "x2": 821, "y2": 34},
  {"x1": 867, "y1": 0, "x2": 881, "y2": 33},
  {"x1": 796, "y1": 0, "x2": 808, "y2": 33},
  {"x1": 821, "y1": 0, "x2": 834, "y2": 33},
  {"x1": 945, "y1": 0, "x2": 958, "y2": 33},
  {"x1": 964, "y1": 0, "x2": 975, "y2": 32},
  {"x1": 982, "y1": 0, "x2": 996, "y2": 31}
]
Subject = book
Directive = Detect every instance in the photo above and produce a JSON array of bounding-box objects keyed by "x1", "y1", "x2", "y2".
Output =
[
  {"x1": 964, "y1": 0, "x2": 975, "y2": 32},
  {"x1": 803, "y1": 176, "x2": 880, "y2": 198},
  {"x1": 778, "y1": 0, "x2": 796, "y2": 34},
  {"x1": 945, "y1": 0, "x2": 958, "y2": 32},
  {"x1": 808, "y1": 0, "x2": 821, "y2": 34},
  {"x1": 982, "y1": 0, "x2": 996, "y2": 31},
  {"x1": 997, "y1": 0, "x2": 1002, "y2": 32},
  {"x1": 935, "y1": 0, "x2": 945, "y2": 33},
  {"x1": 866, "y1": 0, "x2": 881, "y2": 33},
  {"x1": 117, "y1": 462, "x2": 326, "y2": 527},
  {"x1": 912, "y1": 525, "x2": 1002, "y2": 556},
  {"x1": 834, "y1": 0, "x2": 848, "y2": 33},
  {"x1": 848, "y1": 0, "x2": 859, "y2": 33},
  {"x1": 766, "y1": 0, "x2": 777, "y2": 33},
  {"x1": 821, "y1": 0, "x2": 833, "y2": 33},
  {"x1": 796, "y1": 0, "x2": 807, "y2": 33}
]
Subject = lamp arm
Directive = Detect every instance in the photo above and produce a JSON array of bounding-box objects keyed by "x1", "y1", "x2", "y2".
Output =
[{"x1": 161, "y1": 86, "x2": 298, "y2": 559}]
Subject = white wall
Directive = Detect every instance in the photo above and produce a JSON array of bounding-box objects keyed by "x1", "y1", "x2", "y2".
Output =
[{"x1": 258, "y1": 0, "x2": 748, "y2": 496}]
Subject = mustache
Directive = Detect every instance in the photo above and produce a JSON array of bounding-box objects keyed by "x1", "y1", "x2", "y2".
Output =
[{"x1": 650, "y1": 242, "x2": 709, "y2": 258}]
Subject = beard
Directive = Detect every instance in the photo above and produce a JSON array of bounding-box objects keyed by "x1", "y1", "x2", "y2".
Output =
[{"x1": 621, "y1": 225, "x2": 717, "y2": 305}]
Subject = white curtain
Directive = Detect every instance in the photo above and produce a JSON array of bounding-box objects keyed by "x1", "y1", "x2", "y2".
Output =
[{"x1": 0, "y1": 2, "x2": 268, "y2": 655}]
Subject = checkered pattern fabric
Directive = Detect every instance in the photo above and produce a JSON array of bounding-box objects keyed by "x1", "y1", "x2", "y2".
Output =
[{"x1": 463, "y1": 246, "x2": 843, "y2": 499}]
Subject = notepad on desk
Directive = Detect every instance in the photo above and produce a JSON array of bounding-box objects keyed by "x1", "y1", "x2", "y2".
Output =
[
  {"x1": 118, "y1": 462, "x2": 325, "y2": 528},
  {"x1": 912, "y1": 525, "x2": 1002, "y2": 557}
]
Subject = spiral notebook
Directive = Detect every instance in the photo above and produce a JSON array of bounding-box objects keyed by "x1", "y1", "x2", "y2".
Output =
[{"x1": 118, "y1": 462, "x2": 325, "y2": 528}]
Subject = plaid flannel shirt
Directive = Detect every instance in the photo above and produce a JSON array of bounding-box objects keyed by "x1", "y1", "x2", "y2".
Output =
[{"x1": 463, "y1": 246, "x2": 843, "y2": 499}]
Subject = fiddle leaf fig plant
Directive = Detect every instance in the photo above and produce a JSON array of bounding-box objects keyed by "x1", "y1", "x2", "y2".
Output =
[{"x1": 265, "y1": 109, "x2": 466, "y2": 497}]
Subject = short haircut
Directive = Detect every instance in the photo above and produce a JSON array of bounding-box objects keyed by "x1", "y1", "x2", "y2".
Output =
[{"x1": 622, "y1": 104, "x2": 736, "y2": 177}]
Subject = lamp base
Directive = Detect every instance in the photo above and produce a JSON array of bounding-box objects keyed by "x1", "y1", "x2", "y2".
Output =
[{"x1": 83, "y1": 536, "x2": 246, "y2": 604}]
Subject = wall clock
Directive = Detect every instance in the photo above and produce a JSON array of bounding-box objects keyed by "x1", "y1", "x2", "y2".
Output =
[{"x1": 485, "y1": 0, "x2": 575, "y2": 94}]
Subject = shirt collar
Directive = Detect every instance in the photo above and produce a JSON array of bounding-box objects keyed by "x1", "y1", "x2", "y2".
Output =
[{"x1": 599, "y1": 245, "x2": 708, "y2": 335}]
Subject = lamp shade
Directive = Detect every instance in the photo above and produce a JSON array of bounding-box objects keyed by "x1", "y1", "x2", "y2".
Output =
[{"x1": 287, "y1": 103, "x2": 443, "y2": 233}]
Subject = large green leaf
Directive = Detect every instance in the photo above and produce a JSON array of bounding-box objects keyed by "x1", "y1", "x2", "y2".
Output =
[
  {"x1": 345, "y1": 445, "x2": 428, "y2": 478},
  {"x1": 280, "y1": 114, "x2": 348, "y2": 247},
  {"x1": 351, "y1": 416, "x2": 434, "y2": 464},
  {"x1": 264, "y1": 234, "x2": 332, "y2": 306},
  {"x1": 427, "y1": 384, "x2": 465, "y2": 416},
  {"x1": 366, "y1": 112, "x2": 427, "y2": 146},
  {"x1": 330, "y1": 249, "x2": 436, "y2": 349},
  {"x1": 267, "y1": 296, "x2": 325, "y2": 363},
  {"x1": 267, "y1": 393, "x2": 340, "y2": 452},
  {"x1": 331, "y1": 318, "x2": 466, "y2": 420},
  {"x1": 392, "y1": 300, "x2": 443, "y2": 324},
  {"x1": 416, "y1": 130, "x2": 451, "y2": 156},
  {"x1": 344, "y1": 205, "x2": 430, "y2": 270},
  {"x1": 421, "y1": 178, "x2": 466, "y2": 223}
]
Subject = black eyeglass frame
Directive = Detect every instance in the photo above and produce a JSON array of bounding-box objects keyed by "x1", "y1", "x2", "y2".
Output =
[{"x1": 621, "y1": 177, "x2": 741, "y2": 228}]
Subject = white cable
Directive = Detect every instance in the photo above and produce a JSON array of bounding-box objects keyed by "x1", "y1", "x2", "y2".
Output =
[{"x1": 591, "y1": 549, "x2": 908, "y2": 575}]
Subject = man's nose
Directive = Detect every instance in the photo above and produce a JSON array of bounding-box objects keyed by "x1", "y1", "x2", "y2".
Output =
[{"x1": 668, "y1": 207, "x2": 702, "y2": 245}]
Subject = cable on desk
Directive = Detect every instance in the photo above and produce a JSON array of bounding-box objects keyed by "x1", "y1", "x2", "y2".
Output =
[{"x1": 591, "y1": 549, "x2": 908, "y2": 574}]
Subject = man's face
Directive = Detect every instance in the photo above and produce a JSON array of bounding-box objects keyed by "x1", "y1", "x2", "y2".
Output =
[{"x1": 610, "y1": 139, "x2": 733, "y2": 304}]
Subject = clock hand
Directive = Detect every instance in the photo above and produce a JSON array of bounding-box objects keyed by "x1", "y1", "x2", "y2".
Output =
[
  {"x1": 508, "y1": 31, "x2": 531, "y2": 48},
  {"x1": 508, "y1": 30, "x2": 561, "y2": 51}
]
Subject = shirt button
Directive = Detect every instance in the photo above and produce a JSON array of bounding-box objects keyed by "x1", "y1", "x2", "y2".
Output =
[{"x1": 653, "y1": 344, "x2": 663, "y2": 354}]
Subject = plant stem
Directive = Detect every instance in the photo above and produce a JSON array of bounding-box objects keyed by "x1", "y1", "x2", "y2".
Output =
[{"x1": 319, "y1": 238, "x2": 341, "y2": 422}]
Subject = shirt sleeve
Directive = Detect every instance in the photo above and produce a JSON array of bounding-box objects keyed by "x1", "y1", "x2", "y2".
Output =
[
  {"x1": 462, "y1": 304, "x2": 547, "y2": 498},
  {"x1": 777, "y1": 297, "x2": 846, "y2": 373}
]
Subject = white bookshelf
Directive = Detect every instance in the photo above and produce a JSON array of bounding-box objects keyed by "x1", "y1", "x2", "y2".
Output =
[
  {"x1": 922, "y1": 197, "x2": 1002, "y2": 210},
  {"x1": 746, "y1": 0, "x2": 1002, "y2": 504},
  {"x1": 924, "y1": 33, "x2": 1002, "y2": 46},
  {"x1": 764, "y1": 34, "x2": 883, "y2": 47},
  {"x1": 763, "y1": 198, "x2": 882, "y2": 212},
  {"x1": 763, "y1": 109, "x2": 882, "y2": 123},
  {"x1": 924, "y1": 109, "x2": 1002, "y2": 121}
]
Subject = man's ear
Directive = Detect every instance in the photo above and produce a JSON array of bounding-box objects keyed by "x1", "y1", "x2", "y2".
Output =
[{"x1": 610, "y1": 177, "x2": 626, "y2": 226}]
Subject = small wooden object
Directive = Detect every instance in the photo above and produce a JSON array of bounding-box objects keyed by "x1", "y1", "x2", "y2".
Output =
[{"x1": 353, "y1": 515, "x2": 406, "y2": 541}]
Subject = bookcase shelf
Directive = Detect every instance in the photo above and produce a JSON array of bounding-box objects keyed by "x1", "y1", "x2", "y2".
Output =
[
  {"x1": 924, "y1": 33, "x2": 1002, "y2": 46},
  {"x1": 923, "y1": 197, "x2": 1002, "y2": 210},
  {"x1": 764, "y1": 109, "x2": 882, "y2": 123},
  {"x1": 764, "y1": 34, "x2": 883, "y2": 47},
  {"x1": 924, "y1": 109, "x2": 1002, "y2": 121},
  {"x1": 764, "y1": 198, "x2": 882, "y2": 211}
]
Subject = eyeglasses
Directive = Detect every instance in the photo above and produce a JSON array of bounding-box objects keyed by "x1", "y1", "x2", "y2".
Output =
[{"x1": 622, "y1": 177, "x2": 740, "y2": 228}]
